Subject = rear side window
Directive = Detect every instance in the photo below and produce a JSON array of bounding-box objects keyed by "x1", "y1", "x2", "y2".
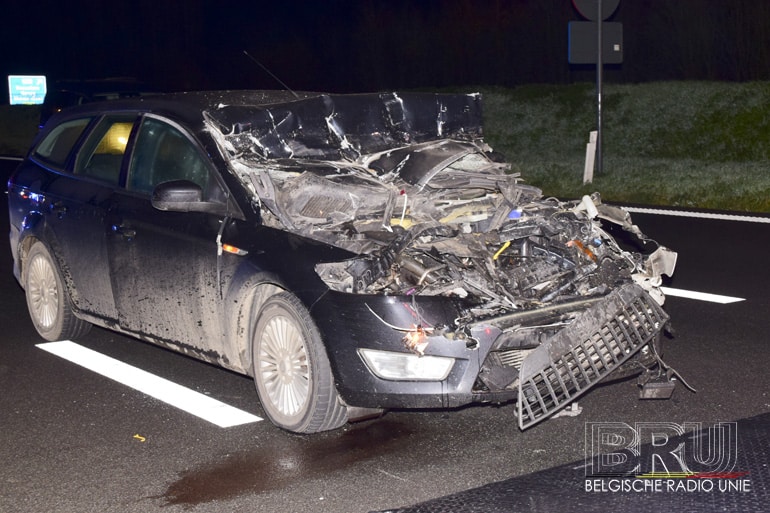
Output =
[
  {"x1": 74, "y1": 116, "x2": 137, "y2": 185},
  {"x1": 33, "y1": 118, "x2": 92, "y2": 168}
]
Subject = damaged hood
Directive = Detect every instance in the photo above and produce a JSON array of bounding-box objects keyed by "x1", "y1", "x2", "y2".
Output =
[
  {"x1": 206, "y1": 92, "x2": 676, "y2": 317},
  {"x1": 205, "y1": 91, "x2": 483, "y2": 160}
]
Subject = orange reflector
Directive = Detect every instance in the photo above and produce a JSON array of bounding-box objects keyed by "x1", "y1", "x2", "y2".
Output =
[{"x1": 222, "y1": 244, "x2": 247, "y2": 256}]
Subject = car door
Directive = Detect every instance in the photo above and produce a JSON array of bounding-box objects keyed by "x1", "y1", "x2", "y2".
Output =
[
  {"x1": 106, "y1": 115, "x2": 232, "y2": 354},
  {"x1": 30, "y1": 115, "x2": 136, "y2": 322}
]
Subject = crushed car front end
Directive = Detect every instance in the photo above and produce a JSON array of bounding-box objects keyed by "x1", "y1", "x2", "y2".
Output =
[
  {"x1": 307, "y1": 278, "x2": 669, "y2": 430},
  {"x1": 206, "y1": 91, "x2": 678, "y2": 428}
]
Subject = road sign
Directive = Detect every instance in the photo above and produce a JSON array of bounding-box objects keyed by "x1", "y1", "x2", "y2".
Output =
[
  {"x1": 568, "y1": 21, "x2": 623, "y2": 64},
  {"x1": 8, "y1": 75, "x2": 47, "y2": 105},
  {"x1": 572, "y1": 0, "x2": 620, "y2": 21}
]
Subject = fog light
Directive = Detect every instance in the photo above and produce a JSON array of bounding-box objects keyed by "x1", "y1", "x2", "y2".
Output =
[{"x1": 358, "y1": 349, "x2": 454, "y2": 381}]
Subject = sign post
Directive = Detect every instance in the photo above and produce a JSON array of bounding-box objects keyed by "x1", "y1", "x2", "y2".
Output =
[{"x1": 568, "y1": 0, "x2": 622, "y2": 178}]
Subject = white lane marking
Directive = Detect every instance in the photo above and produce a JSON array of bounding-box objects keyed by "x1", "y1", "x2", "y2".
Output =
[
  {"x1": 662, "y1": 287, "x2": 745, "y2": 304},
  {"x1": 623, "y1": 206, "x2": 770, "y2": 224},
  {"x1": 619, "y1": 207, "x2": 751, "y2": 303},
  {"x1": 37, "y1": 341, "x2": 262, "y2": 428}
]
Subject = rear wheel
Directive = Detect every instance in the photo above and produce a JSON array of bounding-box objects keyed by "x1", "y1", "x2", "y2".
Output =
[
  {"x1": 251, "y1": 292, "x2": 347, "y2": 433},
  {"x1": 24, "y1": 242, "x2": 92, "y2": 341}
]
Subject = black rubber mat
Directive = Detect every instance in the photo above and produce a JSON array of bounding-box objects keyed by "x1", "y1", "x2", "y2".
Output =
[{"x1": 374, "y1": 412, "x2": 769, "y2": 513}]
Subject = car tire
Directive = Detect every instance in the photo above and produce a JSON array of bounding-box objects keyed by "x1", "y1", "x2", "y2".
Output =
[
  {"x1": 251, "y1": 292, "x2": 348, "y2": 433},
  {"x1": 24, "y1": 241, "x2": 92, "y2": 341}
]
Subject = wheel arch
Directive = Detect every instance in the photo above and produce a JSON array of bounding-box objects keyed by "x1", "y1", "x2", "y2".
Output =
[
  {"x1": 18, "y1": 233, "x2": 82, "y2": 309},
  {"x1": 223, "y1": 273, "x2": 285, "y2": 377},
  {"x1": 22, "y1": 239, "x2": 92, "y2": 341},
  {"x1": 222, "y1": 260, "x2": 333, "y2": 377},
  {"x1": 17, "y1": 234, "x2": 41, "y2": 287},
  {"x1": 16, "y1": 215, "x2": 62, "y2": 287}
]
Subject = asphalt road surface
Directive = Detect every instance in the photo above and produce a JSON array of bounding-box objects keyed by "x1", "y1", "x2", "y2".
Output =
[{"x1": 1, "y1": 157, "x2": 768, "y2": 513}]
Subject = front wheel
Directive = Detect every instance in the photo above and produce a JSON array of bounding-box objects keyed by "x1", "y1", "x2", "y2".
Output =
[
  {"x1": 251, "y1": 292, "x2": 347, "y2": 433},
  {"x1": 24, "y1": 241, "x2": 92, "y2": 341}
]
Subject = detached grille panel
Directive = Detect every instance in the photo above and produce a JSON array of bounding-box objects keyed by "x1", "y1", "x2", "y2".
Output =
[{"x1": 517, "y1": 284, "x2": 668, "y2": 429}]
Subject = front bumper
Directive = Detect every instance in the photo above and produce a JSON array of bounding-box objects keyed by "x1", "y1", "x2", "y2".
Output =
[
  {"x1": 311, "y1": 283, "x2": 668, "y2": 427},
  {"x1": 310, "y1": 291, "x2": 492, "y2": 409}
]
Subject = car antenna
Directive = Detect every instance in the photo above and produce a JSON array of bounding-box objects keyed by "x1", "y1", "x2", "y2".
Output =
[{"x1": 243, "y1": 50, "x2": 300, "y2": 99}]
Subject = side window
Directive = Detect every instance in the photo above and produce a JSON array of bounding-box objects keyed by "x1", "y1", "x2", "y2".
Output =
[
  {"x1": 128, "y1": 118, "x2": 221, "y2": 200},
  {"x1": 74, "y1": 116, "x2": 136, "y2": 185},
  {"x1": 33, "y1": 118, "x2": 92, "y2": 168}
]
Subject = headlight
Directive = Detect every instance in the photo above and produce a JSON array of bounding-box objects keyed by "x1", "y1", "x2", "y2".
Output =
[{"x1": 358, "y1": 349, "x2": 454, "y2": 381}]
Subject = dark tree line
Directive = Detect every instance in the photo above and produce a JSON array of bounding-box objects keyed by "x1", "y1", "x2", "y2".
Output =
[
  {"x1": 6, "y1": 0, "x2": 770, "y2": 93},
  {"x1": 339, "y1": 0, "x2": 770, "y2": 89}
]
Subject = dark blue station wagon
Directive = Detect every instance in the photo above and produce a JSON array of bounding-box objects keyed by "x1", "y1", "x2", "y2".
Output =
[{"x1": 8, "y1": 91, "x2": 679, "y2": 432}]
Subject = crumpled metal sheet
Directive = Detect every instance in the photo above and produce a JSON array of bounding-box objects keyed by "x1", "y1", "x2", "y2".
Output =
[{"x1": 208, "y1": 92, "x2": 483, "y2": 160}]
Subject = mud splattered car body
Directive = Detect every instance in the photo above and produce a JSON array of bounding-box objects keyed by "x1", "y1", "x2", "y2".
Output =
[{"x1": 8, "y1": 91, "x2": 677, "y2": 432}]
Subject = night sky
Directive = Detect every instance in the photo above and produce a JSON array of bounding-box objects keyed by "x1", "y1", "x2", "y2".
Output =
[{"x1": 3, "y1": 0, "x2": 770, "y2": 102}]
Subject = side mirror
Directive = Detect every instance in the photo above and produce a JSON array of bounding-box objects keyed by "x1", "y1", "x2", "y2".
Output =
[{"x1": 151, "y1": 180, "x2": 227, "y2": 216}]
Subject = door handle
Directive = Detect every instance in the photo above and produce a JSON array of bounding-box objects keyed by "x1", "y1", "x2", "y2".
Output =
[
  {"x1": 111, "y1": 223, "x2": 137, "y2": 240},
  {"x1": 50, "y1": 201, "x2": 67, "y2": 219}
]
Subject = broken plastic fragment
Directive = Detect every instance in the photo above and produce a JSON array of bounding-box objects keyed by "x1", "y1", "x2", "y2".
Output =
[
  {"x1": 552, "y1": 403, "x2": 583, "y2": 418},
  {"x1": 645, "y1": 246, "x2": 677, "y2": 278},
  {"x1": 573, "y1": 195, "x2": 599, "y2": 218}
]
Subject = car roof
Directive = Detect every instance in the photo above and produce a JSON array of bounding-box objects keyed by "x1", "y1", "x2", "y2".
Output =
[
  {"x1": 41, "y1": 90, "x2": 323, "y2": 132},
  {"x1": 31, "y1": 90, "x2": 333, "y2": 164}
]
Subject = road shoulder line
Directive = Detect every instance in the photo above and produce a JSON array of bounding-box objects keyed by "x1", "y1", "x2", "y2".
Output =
[{"x1": 37, "y1": 340, "x2": 262, "y2": 428}]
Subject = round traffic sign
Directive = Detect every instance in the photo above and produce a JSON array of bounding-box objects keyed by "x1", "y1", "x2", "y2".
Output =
[{"x1": 572, "y1": 0, "x2": 620, "y2": 21}]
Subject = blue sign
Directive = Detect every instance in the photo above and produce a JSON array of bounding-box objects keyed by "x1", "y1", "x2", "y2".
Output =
[{"x1": 8, "y1": 75, "x2": 47, "y2": 105}]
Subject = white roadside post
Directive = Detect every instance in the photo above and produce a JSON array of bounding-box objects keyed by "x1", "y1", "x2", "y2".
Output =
[{"x1": 584, "y1": 130, "x2": 597, "y2": 184}]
